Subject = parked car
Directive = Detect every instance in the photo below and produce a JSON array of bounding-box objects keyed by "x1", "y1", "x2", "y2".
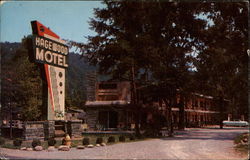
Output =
[{"x1": 223, "y1": 120, "x2": 249, "y2": 127}]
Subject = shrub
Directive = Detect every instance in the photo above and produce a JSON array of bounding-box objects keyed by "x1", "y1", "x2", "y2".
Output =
[
  {"x1": 13, "y1": 138, "x2": 22, "y2": 147},
  {"x1": 62, "y1": 138, "x2": 66, "y2": 145},
  {"x1": 2, "y1": 143, "x2": 20, "y2": 149},
  {"x1": 0, "y1": 137, "x2": 5, "y2": 145},
  {"x1": 82, "y1": 137, "x2": 90, "y2": 145},
  {"x1": 136, "y1": 134, "x2": 145, "y2": 139},
  {"x1": 32, "y1": 139, "x2": 41, "y2": 148},
  {"x1": 234, "y1": 133, "x2": 249, "y2": 144},
  {"x1": 107, "y1": 136, "x2": 115, "y2": 143},
  {"x1": 129, "y1": 135, "x2": 135, "y2": 141},
  {"x1": 96, "y1": 137, "x2": 103, "y2": 144},
  {"x1": 48, "y1": 137, "x2": 56, "y2": 146},
  {"x1": 119, "y1": 136, "x2": 126, "y2": 142},
  {"x1": 143, "y1": 126, "x2": 157, "y2": 137}
]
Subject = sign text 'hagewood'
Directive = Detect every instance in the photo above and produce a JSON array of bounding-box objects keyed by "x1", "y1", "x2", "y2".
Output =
[{"x1": 32, "y1": 35, "x2": 68, "y2": 68}]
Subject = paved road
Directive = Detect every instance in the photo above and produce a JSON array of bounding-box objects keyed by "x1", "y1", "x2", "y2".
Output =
[{"x1": 0, "y1": 127, "x2": 249, "y2": 159}]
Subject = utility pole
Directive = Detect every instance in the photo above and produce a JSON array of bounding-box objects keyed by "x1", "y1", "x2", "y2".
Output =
[
  {"x1": 169, "y1": 86, "x2": 174, "y2": 137},
  {"x1": 9, "y1": 97, "x2": 13, "y2": 139},
  {"x1": 218, "y1": 96, "x2": 224, "y2": 129},
  {"x1": 131, "y1": 61, "x2": 140, "y2": 137},
  {"x1": 7, "y1": 78, "x2": 13, "y2": 139}
]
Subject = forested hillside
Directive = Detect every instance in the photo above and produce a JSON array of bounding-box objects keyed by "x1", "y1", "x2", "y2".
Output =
[
  {"x1": 1, "y1": 42, "x2": 94, "y2": 112},
  {"x1": 66, "y1": 50, "x2": 96, "y2": 108}
]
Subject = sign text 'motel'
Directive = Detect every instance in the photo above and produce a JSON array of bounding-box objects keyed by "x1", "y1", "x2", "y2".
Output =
[{"x1": 32, "y1": 35, "x2": 68, "y2": 68}]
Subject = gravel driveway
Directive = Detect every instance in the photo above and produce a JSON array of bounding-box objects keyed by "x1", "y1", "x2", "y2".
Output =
[{"x1": 0, "y1": 127, "x2": 248, "y2": 159}]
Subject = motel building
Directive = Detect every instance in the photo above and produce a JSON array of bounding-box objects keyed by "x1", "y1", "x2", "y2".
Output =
[{"x1": 83, "y1": 80, "x2": 228, "y2": 132}]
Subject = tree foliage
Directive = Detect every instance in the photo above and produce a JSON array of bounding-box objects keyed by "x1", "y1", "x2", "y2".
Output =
[
  {"x1": 14, "y1": 37, "x2": 43, "y2": 121},
  {"x1": 1, "y1": 41, "x2": 91, "y2": 120},
  {"x1": 73, "y1": 1, "x2": 248, "y2": 131},
  {"x1": 1, "y1": 37, "x2": 43, "y2": 121},
  {"x1": 194, "y1": 2, "x2": 248, "y2": 120}
]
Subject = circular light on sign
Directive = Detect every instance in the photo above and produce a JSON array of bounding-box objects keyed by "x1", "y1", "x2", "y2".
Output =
[{"x1": 59, "y1": 72, "x2": 63, "y2": 78}]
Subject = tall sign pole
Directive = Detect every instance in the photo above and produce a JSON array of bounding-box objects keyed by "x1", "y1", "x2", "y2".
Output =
[{"x1": 30, "y1": 21, "x2": 68, "y2": 120}]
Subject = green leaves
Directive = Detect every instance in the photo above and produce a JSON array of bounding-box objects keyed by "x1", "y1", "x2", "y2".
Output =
[
  {"x1": 1, "y1": 38, "x2": 43, "y2": 121},
  {"x1": 74, "y1": 1, "x2": 247, "y2": 119},
  {"x1": 194, "y1": 2, "x2": 248, "y2": 118}
]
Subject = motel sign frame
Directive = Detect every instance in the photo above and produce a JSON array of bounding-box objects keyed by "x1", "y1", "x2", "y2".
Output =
[{"x1": 29, "y1": 20, "x2": 68, "y2": 120}]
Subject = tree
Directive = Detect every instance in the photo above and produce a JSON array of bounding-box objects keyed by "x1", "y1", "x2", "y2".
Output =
[
  {"x1": 74, "y1": 1, "x2": 247, "y2": 134},
  {"x1": 194, "y1": 2, "x2": 248, "y2": 127},
  {"x1": 16, "y1": 37, "x2": 44, "y2": 121},
  {"x1": 1, "y1": 37, "x2": 43, "y2": 121},
  {"x1": 73, "y1": 1, "x2": 209, "y2": 135}
]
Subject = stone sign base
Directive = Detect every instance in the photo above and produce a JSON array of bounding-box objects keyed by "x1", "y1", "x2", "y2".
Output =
[
  {"x1": 67, "y1": 120, "x2": 83, "y2": 138},
  {"x1": 23, "y1": 121, "x2": 45, "y2": 140},
  {"x1": 22, "y1": 120, "x2": 82, "y2": 140}
]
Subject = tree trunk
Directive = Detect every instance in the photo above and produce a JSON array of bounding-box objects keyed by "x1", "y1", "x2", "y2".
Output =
[
  {"x1": 169, "y1": 105, "x2": 174, "y2": 137},
  {"x1": 131, "y1": 63, "x2": 141, "y2": 137},
  {"x1": 163, "y1": 99, "x2": 173, "y2": 137},
  {"x1": 178, "y1": 93, "x2": 185, "y2": 130},
  {"x1": 39, "y1": 64, "x2": 48, "y2": 120},
  {"x1": 218, "y1": 96, "x2": 224, "y2": 129}
]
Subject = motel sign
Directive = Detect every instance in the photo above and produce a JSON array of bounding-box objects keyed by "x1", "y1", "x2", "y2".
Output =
[
  {"x1": 30, "y1": 21, "x2": 68, "y2": 120},
  {"x1": 33, "y1": 36, "x2": 68, "y2": 68}
]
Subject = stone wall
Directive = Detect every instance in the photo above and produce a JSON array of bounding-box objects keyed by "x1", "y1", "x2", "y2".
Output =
[
  {"x1": 23, "y1": 121, "x2": 45, "y2": 140},
  {"x1": 22, "y1": 120, "x2": 84, "y2": 140},
  {"x1": 44, "y1": 121, "x2": 55, "y2": 140},
  {"x1": 85, "y1": 109, "x2": 98, "y2": 130},
  {"x1": 67, "y1": 120, "x2": 83, "y2": 138}
]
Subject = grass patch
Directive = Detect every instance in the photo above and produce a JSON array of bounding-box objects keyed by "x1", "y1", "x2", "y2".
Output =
[
  {"x1": 234, "y1": 133, "x2": 249, "y2": 155},
  {"x1": 0, "y1": 137, "x2": 6, "y2": 145},
  {"x1": 82, "y1": 134, "x2": 120, "y2": 145},
  {"x1": 81, "y1": 133, "x2": 142, "y2": 145},
  {"x1": 234, "y1": 132, "x2": 249, "y2": 144},
  {"x1": 234, "y1": 133, "x2": 245, "y2": 144},
  {"x1": 0, "y1": 133, "x2": 150, "y2": 149},
  {"x1": 234, "y1": 144, "x2": 249, "y2": 155},
  {"x1": 71, "y1": 139, "x2": 82, "y2": 147},
  {"x1": 1, "y1": 138, "x2": 49, "y2": 149},
  {"x1": 1, "y1": 143, "x2": 20, "y2": 149},
  {"x1": 41, "y1": 141, "x2": 48, "y2": 149}
]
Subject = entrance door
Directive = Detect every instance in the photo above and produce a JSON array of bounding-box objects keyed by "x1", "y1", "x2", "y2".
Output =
[
  {"x1": 109, "y1": 111, "x2": 118, "y2": 128},
  {"x1": 98, "y1": 111, "x2": 108, "y2": 129},
  {"x1": 98, "y1": 111, "x2": 118, "y2": 129}
]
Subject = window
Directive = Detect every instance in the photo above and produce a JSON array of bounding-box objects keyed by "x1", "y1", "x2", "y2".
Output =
[
  {"x1": 99, "y1": 83, "x2": 117, "y2": 89},
  {"x1": 98, "y1": 95, "x2": 118, "y2": 101},
  {"x1": 98, "y1": 111, "x2": 118, "y2": 128},
  {"x1": 200, "y1": 101, "x2": 203, "y2": 108},
  {"x1": 195, "y1": 101, "x2": 198, "y2": 107},
  {"x1": 192, "y1": 99, "x2": 195, "y2": 108}
]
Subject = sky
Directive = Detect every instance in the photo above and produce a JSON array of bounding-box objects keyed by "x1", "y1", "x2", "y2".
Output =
[{"x1": 0, "y1": 1, "x2": 104, "y2": 43}]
